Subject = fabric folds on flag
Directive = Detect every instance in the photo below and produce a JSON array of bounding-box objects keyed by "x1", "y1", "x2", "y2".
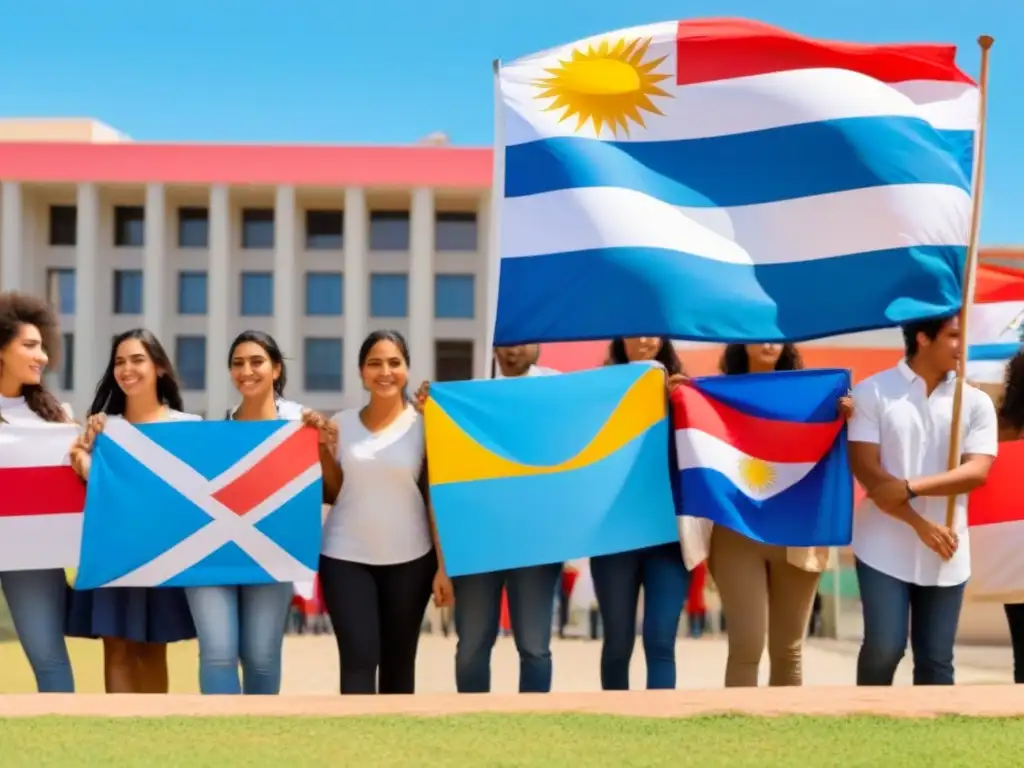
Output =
[
  {"x1": 673, "y1": 369, "x2": 853, "y2": 547},
  {"x1": 967, "y1": 440, "x2": 1024, "y2": 602},
  {"x1": 0, "y1": 424, "x2": 84, "y2": 570},
  {"x1": 424, "y1": 363, "x2": 678, "y2": 577},
  {"x1": 495, "y1": 17, "x2": 975, "y2": 345},
  {"x1": 966, "y1": 264, "x2": 1024, "y2": 384},
  {"x1": 76, "y1": 419, "x2": 323, "y2": 589}
]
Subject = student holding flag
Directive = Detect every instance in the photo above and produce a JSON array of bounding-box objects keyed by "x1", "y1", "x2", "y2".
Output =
[
  {"x1": 849, "y1": 316, "x2": 997, "y2": 686},
  {"x1": 0, "y1": 292, "x2": 77, "y2": 693},
  {"x1": 698, "y1": 343, "x2": 851, "y2": 687},
  {"x1": 184, "y1": 331, "x2": 335, "y2": 695},
  {"x1": 317, "y1": 330, "x2": 452, "y2": 695},
  {"x1": 67, "y1": 329, "x2": 199, "y2": 694},
  {"x1": 591, "y1": 336, "x2": 690, "y2": 691}
]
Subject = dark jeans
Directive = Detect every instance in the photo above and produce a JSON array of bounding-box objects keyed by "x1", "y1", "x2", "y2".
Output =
[
  {"x1": 590, "y1": 543, "x2": 689, "y2": 690},
  {"x1": 319, "y1": 550, "x2": 436, "y2": 695},
  {"x1": 855, "y1": 558, "x2": 965, "y2": 686},
  {"x1": 1005, "y1": 603, "x2": 1024, "y2": 683},
  {"x1": 452, "y1": 563, "x2": 561, "y2": 693}
]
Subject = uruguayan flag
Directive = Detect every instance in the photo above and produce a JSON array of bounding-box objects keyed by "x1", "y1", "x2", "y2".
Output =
[
  {"x1": 967, "y1": 264, "x2": 1024, "y2": 384},
  {"x1": 494, "y1": 18, "x2": 976, "y2": 345}
]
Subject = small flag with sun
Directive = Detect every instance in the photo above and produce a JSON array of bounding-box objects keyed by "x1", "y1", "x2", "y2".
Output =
[{"x1": 671, "y1": 369, "x2": 853, "y2": 548}]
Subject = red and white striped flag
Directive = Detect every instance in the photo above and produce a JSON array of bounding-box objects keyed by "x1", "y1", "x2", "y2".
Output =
[
  {"x1": 0, "y1": 425, "x2": 85, "y2": 570},
  {"x1": 968, "y1": 440, "x2": 1024, "y2": 602}
]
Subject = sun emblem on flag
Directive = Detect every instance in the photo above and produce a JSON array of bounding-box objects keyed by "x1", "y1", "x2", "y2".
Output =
[
  {"x1": 738, "y1": 457, "x2": 776, "y2": 494},
  {"x1": 1004, "y1": 309, "x2": 1024, "y2": 341},
  {"x1": 533, "y1": 37, "x2": 673, "y2": 138}
]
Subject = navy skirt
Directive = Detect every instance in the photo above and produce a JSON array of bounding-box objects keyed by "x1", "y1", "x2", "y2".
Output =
[{"x1": 66, "y1": 586, "x2": 197, "y2": 643}]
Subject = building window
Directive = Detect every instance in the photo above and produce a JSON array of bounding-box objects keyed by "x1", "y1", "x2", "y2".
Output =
[
  {"x1": 178, "y1": 207, "x2": 209, "y2": 248},
  {"x1": 46, "y1": 268, "x2": 76, "y2": 315},
  {"x1": 305, "y1": 272, "x2": 343, "y2": 316},
  {"x1": 369, "y1": 273, "x2": 408, "y2": 318},
  {"x1": 242, "y1": 208, "x2": 274, "y2": 249},
  {"x1": 306, "y1": 210, "x2": 343, "y2": 250},
  {"x1": 49, "y1": 205, "x2": 77, "y2": 246},
  {"x1": 435, "y1": 274, "x2": 475, "y2": 319},
  {"x1": 304, "y1": 337, "x2": 343, "y2": 392},
  {"x1": 58, "y1": 332, "x2": 74, "y2": 391},
  {"x1": 114, "y1": 206, "x2": 145, "y2": 247},
  {"x1": 369, "y1": 211, "x2": 410, "y2": 251},
  {"x1": 178, "y1": 271, "x2": 208, "y2": 315},
  {"x1": 113, "y1": 269, "x2": 143, "y2": 314},
  {"x1": 436, "y1": 212, "x2": 479, "y2": 251},
  {"x1": 175, "y1": 336, "x2": 207, "y2": 391},
  {"x1": 240, "y1": 271, "x2": 273, "y2": 316},
  {"x1": 435, "y1": 340, "x2": 474, "y2": 382}
]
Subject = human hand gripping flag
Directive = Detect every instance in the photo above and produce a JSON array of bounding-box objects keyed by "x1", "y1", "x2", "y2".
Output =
[{"x1": 673, "y1": 369, "x2": 853, "y2": 547}]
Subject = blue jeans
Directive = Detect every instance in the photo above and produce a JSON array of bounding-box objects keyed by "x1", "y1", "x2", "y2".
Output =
[
  {"x1": 185, "y1": 583, "x2": 293, "y2": 695},
  {"x1": 453, "y1": 563, "x2": 561, "y2": 693},
  {"x1": 590, "y1": 543, "x2": 689, "y2": 690},
  {"x1": 855, "y1": 558, "x2": 965, "y2": 686},
  {"x1": 0, "y1": 569, "x2": 74, "y2": 692}
]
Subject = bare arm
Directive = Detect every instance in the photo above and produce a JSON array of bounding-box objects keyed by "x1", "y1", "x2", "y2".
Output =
[
  {"x1": 907, "y1": 454, "x2": 995, "y2": 498},
  {"x1": 849, "y1": 441, "x2": 924, "y2": 528},
  {"x1": 320, "y1": 444, "x2": 342, "y2": 505},
  {"x1": 419, "y1": 457, "x2": 446, "y2": 574}
]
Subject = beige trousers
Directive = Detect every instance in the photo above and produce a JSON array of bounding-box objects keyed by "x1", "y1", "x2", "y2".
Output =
[{"x1": 708, "y1": 525, "x2": 821, "y2": 687}]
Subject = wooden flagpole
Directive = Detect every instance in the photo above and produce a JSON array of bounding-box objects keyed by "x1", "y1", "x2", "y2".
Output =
[{"x1": 945, "y1": 35, "x2": 995, "y2": 529}]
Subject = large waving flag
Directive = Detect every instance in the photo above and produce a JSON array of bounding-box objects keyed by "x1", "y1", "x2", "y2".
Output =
[
  {"x1": 966, "y1": 264, "x2": 1024, "y2": 384},
  {"x1": 494, "y1": 18, "x2": 974, "y2": 345},
  {"x1": 967, "y1": 440, "x2": 1024, "y2": 602},
  {"x1": 0, "y1": 424, "x2": 84, "y2": 570},
  {"x1": 75, "y1": 419, "x2": 322, "y2": 589},
  {"x1": 674, "y1": 369, "x2": 853, "y2": 546},
  {"x1": 424, "y1": 363, "x2": 677, "y2": 577}
]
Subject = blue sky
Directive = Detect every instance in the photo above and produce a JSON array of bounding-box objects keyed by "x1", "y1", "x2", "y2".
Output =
[{"x1": 0, "y1": 0, "x2": 1018, "y2": 242}]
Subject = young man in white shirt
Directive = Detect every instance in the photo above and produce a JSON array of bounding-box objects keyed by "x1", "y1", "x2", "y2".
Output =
[
  {"x1": 453, "y1": 344, "x2": 563, "y2": 693},
  {"x1": 848, "y1": 314, "x2": 998, "y2": 686}
]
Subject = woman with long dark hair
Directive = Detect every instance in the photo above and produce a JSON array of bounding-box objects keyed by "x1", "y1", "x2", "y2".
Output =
[
  {"x1": 0, "y1": 292, "x2": 76, "y2": 692},
  {"x1": 67, "y1": 328, "x2": 198, "y2": 693},
  {"x1": 696, "y1": 343, "x2": 845, "y2": 687},
  {"x1": 590, "y1": 336, "x2": 691, "y2": 690},
  {"x1": 185, "y1": 330, "x2": 333, "y2": 695},
  {"x1": 996, "y1": 350, "x2": 1024, "y2": 684},
  {"x1": 318, "y1": 329, "x2": 452, "y2": 694}
]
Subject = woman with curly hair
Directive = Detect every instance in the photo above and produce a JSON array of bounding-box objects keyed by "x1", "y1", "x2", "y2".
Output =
[
  {"x1": 0, "y1": 291, "x2": 76, "y2": 692},
  {"x1": 996, "y1": 350, "x2": 1024, "y2": 683},
  {"x1": 693, "y1": 343, "x2": 845, "y2": 688},
  {"x1": 590, "y1": 336, "x2": 690, "y2": 690}
]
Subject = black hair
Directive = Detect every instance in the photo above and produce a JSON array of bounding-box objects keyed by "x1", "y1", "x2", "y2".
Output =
[
  {"x1": 719, "y1": 344, "x2": 803, "y2": 375},
  {"x1": 358, "y1": 329, "x2": 411, "y2": 369},
  {"x1": 1000, "y1": 350, "x2": 1024, "y2": 432},
  {"x1": 0, "y1": 291, "x2": 67, "y2": 423},
  {"x1": 88, "y1": 328, "x2": 184, "y2": 416},
  {"x1": 228, "y1": 330, "x2": 287, "y2": 397},
  {"x1": 902, "y1": 315, "x2": 957, "y2": 359},
  {"x1": 606, "y1": 337, "x2": 683, "y2": 376}
]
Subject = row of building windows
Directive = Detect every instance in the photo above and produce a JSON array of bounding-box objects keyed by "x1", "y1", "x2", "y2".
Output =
[
  {"x1": 52, "y1": 334, "x2": 473, "y2": 393},
  {"x1": 47, "y1": 206, "x2": 479, "y2": 251},
  {"x1": 47, "y1": 268, "x2": 476, "y2": 319}
]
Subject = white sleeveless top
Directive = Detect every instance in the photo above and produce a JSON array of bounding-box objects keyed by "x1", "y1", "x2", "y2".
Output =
[{"x1": 320, "y1": 405, "x2": 432, "y2": 565}]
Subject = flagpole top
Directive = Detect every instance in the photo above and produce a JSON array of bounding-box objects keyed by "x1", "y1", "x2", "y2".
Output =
[
  {"x1": 492, "y1": 58, "x2": 501, "y2": 74},
  {"x1": 979, "y1": 35, "x2": 994, "y2": 50}
]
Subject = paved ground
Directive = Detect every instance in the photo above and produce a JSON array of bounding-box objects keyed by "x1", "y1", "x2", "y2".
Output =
[
  {"x1": 277, "y1": 634, "x2": 1014, "y2": 694},
  {"x1": 0, "y1": 635, "x2": 1016, "y2": 718}
]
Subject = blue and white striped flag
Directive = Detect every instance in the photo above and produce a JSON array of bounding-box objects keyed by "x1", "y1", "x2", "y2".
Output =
[{"x1": 493, "y1": 18, "x2": 976, "y2": 345}]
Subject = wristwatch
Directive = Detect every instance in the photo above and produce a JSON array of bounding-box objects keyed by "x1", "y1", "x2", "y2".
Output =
[{"x1": 905, "y1": 480, "x2": 918, "y2": 500}]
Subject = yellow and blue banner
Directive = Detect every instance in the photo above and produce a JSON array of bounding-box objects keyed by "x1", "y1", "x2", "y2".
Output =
[{"x1": 424, "y1": 363, "x2": 677, "y2": 577}]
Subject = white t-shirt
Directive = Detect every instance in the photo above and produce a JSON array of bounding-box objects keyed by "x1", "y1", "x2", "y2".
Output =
[
  {"x1": 494, "y1": 364, "x2": 559, "y2": 379},
  {"x1": 849, "y1": 361, "x2": 998, "y2": 587},
  {"x1": 320, "y1": 404, "x2": 432, "y2": 565},
  {"x1": 226, "y1": 398, "x2": 304, "y2": 421}
]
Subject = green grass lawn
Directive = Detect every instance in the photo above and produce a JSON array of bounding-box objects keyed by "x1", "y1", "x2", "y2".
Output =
[{"x1": 0, "y1": 715, "x2": 1020, "y2": 767}]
